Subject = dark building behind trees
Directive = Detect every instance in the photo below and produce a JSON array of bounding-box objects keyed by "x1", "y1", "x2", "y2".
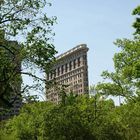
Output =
[{"x1": 0, "y1": 31, "x2": 22, "y2": 120}]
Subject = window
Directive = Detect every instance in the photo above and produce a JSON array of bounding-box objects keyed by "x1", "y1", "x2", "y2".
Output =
[
  {"x1": 83, "y1": 55, "x2": 87, "y2": 65},
  {"x1": 50, "y1": 73, "x2": 53, "y2": 79},
  {"x1": 61, "y1": 65, "x2": 64, "y2": 74},
  {"x1": 65, "y1": 63, "x2": 68, "y2": 73},
  {"x1": 58, "y1": 67, "x2": 60, "y2": 76},
  {"x1": 78, "y1": 57, "x2": 80, "y2": 67},
  {"x1": 73, "y1": 59, "x2": 76, "y2": 69},
  {"x1": 54, "y1": 69, "x2": 56, "y2": 77},
  {"x1": 83, "y1": 55, "x2": 87, "y2": 60},
  {"x1": 69, "y1": 61, "x2": 72, "y2": 71}
]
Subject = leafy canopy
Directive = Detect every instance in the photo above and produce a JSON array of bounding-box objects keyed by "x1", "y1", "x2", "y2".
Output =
[
  {"x1": 0, "y1": 0, "x2": 57, "y2": 107},
  {"x1": 96, "y1": 5, "x2": 140, "y2": 102}
]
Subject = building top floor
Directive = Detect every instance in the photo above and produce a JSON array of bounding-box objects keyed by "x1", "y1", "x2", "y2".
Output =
[{"x1": 56, "y1": 44, "x2": 88, "y2": 61}]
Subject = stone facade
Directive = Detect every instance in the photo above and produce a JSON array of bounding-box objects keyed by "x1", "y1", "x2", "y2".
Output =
[{"x1": 46, "y1": 44, "x2": 89, "y2": 103}]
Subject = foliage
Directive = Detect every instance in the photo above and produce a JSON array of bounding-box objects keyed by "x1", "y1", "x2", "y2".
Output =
[
  {"x1": 0, "y1": 95, "x2": 124, "y2": 140},
  {"x1": 96, "y1": 6, "x2": 140, "y2": 102},
  {"x1": 0, "y1": 93, "x2": 140, "y2": 140},
  {"x1": 0, "y1": 0, "x2": 57, "y2": 107},
  {"x1": 132, "y1": 5, "x2": 140, "y2": 35},
  {"x1": 0, "y1": 3, "x2": 140, "y2": 140}
]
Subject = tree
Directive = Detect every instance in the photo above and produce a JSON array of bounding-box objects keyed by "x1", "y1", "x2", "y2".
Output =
[
  {"x1": 119, "y1": 100, "x2": 140, "y2": 139},
  {"x1": 0, "y1": 0, "x2": 57, "y2": 108},
  {"x1": 132, "y1": 5, "x2": 140, "y2": 35},
  {"x1": 96, "y1": 6, "x2": 140, "y2": 102},
  {"x1": 0, "y1": 95, "x2": 120, "y2": 140},
  {"x1": 1, "y1": 94, "x2": 139, "y2": 140}
]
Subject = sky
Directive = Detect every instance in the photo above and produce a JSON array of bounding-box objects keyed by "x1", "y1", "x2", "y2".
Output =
[
  {"x1": 23, "y1": 1, "x2": 140, "y2": 103},
  {"x1": 46, "y1": 0, "x2": 140, "y2": 86}
]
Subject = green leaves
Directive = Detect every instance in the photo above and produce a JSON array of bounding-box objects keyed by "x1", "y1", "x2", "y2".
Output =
[
  {"x1": 97, "y1": 6, "x2": 140, "y2": 102},
  {"x1": 0, "y1": 94, "x2": 140, "y2": 139},
  {"x1": 0, "y1": 0, "x2": 57, "y2": 107},
  {"x1": 132, "y1": 5, "x2": 140, "y2": 35}
]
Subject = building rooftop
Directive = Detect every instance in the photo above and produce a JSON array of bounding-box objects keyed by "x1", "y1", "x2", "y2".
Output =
[{"x1": 56, "y1": 44, "x2": 88, "y2": 60}]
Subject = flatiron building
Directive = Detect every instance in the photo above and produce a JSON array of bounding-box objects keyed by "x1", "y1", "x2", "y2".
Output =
[{"x1": 46, "y1": 44, "x2": 89, "y2": 103}]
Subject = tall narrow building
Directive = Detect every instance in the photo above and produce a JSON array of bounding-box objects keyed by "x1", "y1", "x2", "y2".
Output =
[{"x1": 46, "y1": 44, "x2": 89, "y2": 103}]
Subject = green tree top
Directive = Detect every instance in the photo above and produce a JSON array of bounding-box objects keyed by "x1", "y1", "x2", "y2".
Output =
[{"x1": 97, "y1": 6, "x2": 140, "y2": 103}]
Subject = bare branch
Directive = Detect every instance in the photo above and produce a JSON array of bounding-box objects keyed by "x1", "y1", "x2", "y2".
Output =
[
  {"x1": 21, "y1": 72, "x2": 46, "y2": 82},
  {"x1": 0, "y1": 18, "x2": 23, "y2": 24}
]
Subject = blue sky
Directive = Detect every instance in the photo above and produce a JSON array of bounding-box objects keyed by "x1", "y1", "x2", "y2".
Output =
[
  {"x1": 23, "y1": 1, "x2": 140, "y2": 103},
  {"x1": 46, "y1": 0, "x2": 140, "y2": 86}
]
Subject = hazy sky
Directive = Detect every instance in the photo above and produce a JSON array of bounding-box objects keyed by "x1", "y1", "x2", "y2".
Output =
[{"x1": 46, "y1": 0, "x2": 140, "y2": 86}]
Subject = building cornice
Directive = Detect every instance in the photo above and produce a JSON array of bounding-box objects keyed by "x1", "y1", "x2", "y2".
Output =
[{"x1": 56, "y1": 44, "x2": 88, "y2": 60}]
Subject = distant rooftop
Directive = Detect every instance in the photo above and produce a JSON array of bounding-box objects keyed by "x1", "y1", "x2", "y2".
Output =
[{"x1": 56, "y1": 44, "x2": 88, "y2": 60}]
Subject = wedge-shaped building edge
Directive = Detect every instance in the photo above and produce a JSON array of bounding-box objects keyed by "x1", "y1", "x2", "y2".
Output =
[{"x1": 46, "y1": 44, "x2": 89, "y2": 103}]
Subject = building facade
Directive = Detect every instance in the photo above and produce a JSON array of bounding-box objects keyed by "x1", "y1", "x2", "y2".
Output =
[
  {"x1": 46, "y1": 44, "x2": 89, "y2": 103},
  {"x1": 0, "y1": 31, "x2": 22, "y2": 120}
]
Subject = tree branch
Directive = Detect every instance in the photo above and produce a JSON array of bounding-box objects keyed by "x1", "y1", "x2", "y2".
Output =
[
  {"x1": 21, "y1": 72, "x2": 46, "y2": 82},
  {"x1": 0, "y1": 44, "x2": 15, "y2": 55}
]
